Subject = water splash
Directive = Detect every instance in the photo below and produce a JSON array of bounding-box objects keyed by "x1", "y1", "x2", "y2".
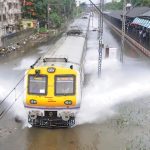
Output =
[
  {"x1": 76, "y1": 47, "x2": 150, "y2": 125},
  {"x1": 13, "y1": 57, "x2": 37, "y2": 70},
  {"x1": 0, "y1": 86, "x2": 6, "y2": 100}
]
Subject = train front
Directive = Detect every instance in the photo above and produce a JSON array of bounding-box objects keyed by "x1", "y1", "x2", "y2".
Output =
[{"x1": 24, "y1": 65, "x2": 81, "y2": 128}]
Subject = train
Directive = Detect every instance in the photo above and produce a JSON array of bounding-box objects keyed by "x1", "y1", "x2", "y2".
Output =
[{"x1": 24, "y1": 16, "x2": 90, "y2": 128}]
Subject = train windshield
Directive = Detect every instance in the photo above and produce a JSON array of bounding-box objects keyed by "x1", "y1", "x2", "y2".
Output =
[
  {"x1": 28, "y1": 75, "x2": 47, "y2": 95},
  {"x1": 55, "y1": 75, "x2": 75, "y2": 95}
]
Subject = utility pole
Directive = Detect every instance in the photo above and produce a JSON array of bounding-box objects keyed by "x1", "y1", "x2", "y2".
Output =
[
  {"x1": 47, "y1": 3, "x2": 50, "y2": 29},
  {"x1": 0, "y1": 1, "x2": 4, "y2": 47},
  {"x1": 89, "y1": 0, "x2": 103, "y2": 78},
  {"x1": 77, "y1": 1, "x2": 80, "y2": 17},
  {"x1": 98, "y1": 0, "x2": 103, "y2": 77},
  {"x1": 90, "y1": 2, "x2": 93, "y2": 27},
  {"x1": 120, "y1": 0, "x2": 126, "y2": 63}
]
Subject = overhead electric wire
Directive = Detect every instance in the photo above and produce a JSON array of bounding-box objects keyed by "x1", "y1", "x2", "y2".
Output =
[
  {"x1": 0, "y1": 29, "x2": 89, "y2": 107},
  {"x1": 0, "y1": 35, "x2": 66, "y2": 119},
  {"x1": 0, "y1": 16, "x2": 90, "y2": 119},
  {"x1": 0, "y1": 37, "x2": 58, "y2": 107},
  {"x1": 0, "y1": 76, "x2": 25, "y2": 106},
  {"x1": 88, "y1": 0, "x2": 103, "y2": 14},
  {"x1": 0, "y1": 87, "x2": 26, "y2": 120}
]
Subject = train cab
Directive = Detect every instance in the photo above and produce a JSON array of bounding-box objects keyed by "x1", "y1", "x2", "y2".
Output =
[{"x1": 24, "y1": 59, "x2": 82, "y2": 127}]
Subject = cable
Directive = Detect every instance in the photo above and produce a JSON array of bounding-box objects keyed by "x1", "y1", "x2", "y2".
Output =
[
  {"x1": 0, "y1": 36, "x2": 61, "y2": 116},
  {"x1": 0, "y1": 87, "x2": 26, "y2": 120},
  {"x1": 88, "y1": 0, "x2": 103, "y2": 14},
  {"x1": 0, "y1": 33, "x2": 60, "y2": 107},
  {"x1": 0, "y1": 76, "x2": 25, "y2": 106},
  {"x1": 0, "y1": 17, "x2": 90, "y2": 119}
]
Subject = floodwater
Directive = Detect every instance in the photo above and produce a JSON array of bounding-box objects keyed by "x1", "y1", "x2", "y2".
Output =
[{"x1": 0, "y1": 15, "x2": 150, "y2": 150}]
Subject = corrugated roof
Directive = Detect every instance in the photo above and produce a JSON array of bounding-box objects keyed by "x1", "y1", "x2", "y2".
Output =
[
  {"x1": 107, "y1": 10, "x2": 122, "y2": 20},
  {"x1": 140, "y1": 10, "x2": 150, "y2": 17},
  {"x1": 105, "y1": 7, "x2": 150, "y2": 19},
  {"x1": 131, "y1": 17, "x2": 150, "y2": 28},
  {"x1": 126, "y1": 7, "x2": 150, "y2": 17}
]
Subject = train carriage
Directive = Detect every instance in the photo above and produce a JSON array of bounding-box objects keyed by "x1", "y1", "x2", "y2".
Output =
[{"x1": 24, "y1": 16, "x2": 90, "y2": 128}]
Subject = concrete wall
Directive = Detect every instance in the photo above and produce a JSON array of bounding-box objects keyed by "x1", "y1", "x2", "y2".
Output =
[{"x1": 1, "y1": 29, "x2": 36, "y2": 47}]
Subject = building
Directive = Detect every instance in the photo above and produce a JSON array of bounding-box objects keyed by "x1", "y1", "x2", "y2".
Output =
[
  {"x1": 0, "y1": 0, "x2": 22, "y2": 47},
  {"x1": 21, "y1": 19, "x2": 37, "y2": 30}
]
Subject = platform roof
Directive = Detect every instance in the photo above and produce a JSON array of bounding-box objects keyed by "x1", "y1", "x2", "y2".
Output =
[
  {"x1": 126, "y1": 7, "x2": 150, "y2": 18},
  {"x1": 105, "y1": 7, "x2": 150, "y2": 19},
  {"x1": 105, "y1": 10, "x2": 122, "y2": 20},
  {"x1": 140, "y1": 10, "x2": 150, "y2": 17}
]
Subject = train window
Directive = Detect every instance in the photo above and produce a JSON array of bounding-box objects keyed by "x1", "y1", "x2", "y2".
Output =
[
  {"x1": 55, "y1": 75, "x2": 75, "y2": 96},
  {"x1": 28, "y1": 75, "x2": 47, "y2": 95}
]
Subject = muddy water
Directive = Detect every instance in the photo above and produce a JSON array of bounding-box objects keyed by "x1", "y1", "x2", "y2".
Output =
[{"x1": 0, "y1": 15, "x2": 150, "y2": 150}]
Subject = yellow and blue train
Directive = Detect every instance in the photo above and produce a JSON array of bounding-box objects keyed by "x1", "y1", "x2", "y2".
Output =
[{"x1": 24, "y1": 16, "x2": 89, "y2": 128}]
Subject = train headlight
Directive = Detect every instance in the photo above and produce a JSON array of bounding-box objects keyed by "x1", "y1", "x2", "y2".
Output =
[
  {"x1": 47, "y1": 67, "x2": 55, "y2": 73},
  {"x1": 64, "y1": 100, "x2": 72, "y2": 105},
  {"x1": 30, "y1": 99, "x2": 37, "y2": 104}
]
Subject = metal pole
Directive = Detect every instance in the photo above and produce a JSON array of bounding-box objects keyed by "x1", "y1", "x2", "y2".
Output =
[
  {"x1": 47, "y1": 3, "x2": 50, "y2": 29},
  {"x1": 91, "y1": 2, "x2": 93, "y2": 27},
  {"x1": 0, "y1": 1, "x2": 4, "y2": 47},
  {"x1": 89, "y1": 0, "x2": 102, "y2": 14},
  {"x1": 88, "y1": 0, "x2": 103, "y2": 78},
  {"x1": 120, "y1": 0, "x2": 126, "y2": 63},
  {"x1": 98, "y1": 0, "x2": 103, "y2": 77}
]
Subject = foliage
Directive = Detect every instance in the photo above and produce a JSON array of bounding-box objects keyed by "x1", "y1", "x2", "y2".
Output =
[
  {"x1": 105, "y1": 0, "x2": 150, "y2": 10},
  {"x1": 34, "y1": 0, "x2": 48, "y2": 20},
  {"x1": 39, "y1": 27, "x2": 48, "y2": 33},
  {"x1": 105, "y1": 1, "x2": 123, "y2": 10},
  {"x1": 21, "y1": 0, "x2": 36, "y2": 18},
  {"x1": 131, "y1": 0, "x2": 150, "y2": 6},
  {"x1": 22, "y1": 0, "x2": 77, "y2": 28},
  {"x1": 49, "y1": 12, "x2": 62, "y2": 28}
]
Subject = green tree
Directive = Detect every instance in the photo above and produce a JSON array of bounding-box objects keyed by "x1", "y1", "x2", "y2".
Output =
[
  {"x1": 105, "y1": 1, "x2": 123, "y2": 10},
  {"x1": 21, "y1": 0, "x2": 36, "y2": 19},
  {"x1": 22, "y1": 0, "x2": 77, "y2": 28},
  {"x1": 131, "y1": 0, "x2": 150, "y2": 6},
  {"x1": 35, "y1": 0, "x2": 48, "y2": 20},
  {"x1": 105, "y1": 0, "x2": 150, "y2": 10},
  {"x1": 49, "y1": 12, "x2": 62, "y2": 27}
]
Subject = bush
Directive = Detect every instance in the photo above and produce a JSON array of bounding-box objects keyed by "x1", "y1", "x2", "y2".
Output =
[
  {"x1": 39, "y1": 27, "x2": 48, "y2": 33},
  {"x1": 50, "y1": 12, "x2": 62, "y2": 28}
]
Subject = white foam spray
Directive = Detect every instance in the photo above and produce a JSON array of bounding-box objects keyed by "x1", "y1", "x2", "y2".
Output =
[
  {"x1": 13, "y1": 57, "x2": 37, "y2": 70},
  {"x1": 76, "y1": 15, "x2": 150, "y2": 125},
  {"x1": 76, "y1": 45, "x2": 150, "y2": 125},
  {"x1": 0, "y1": 86, "x2": 5, "y2": 100},
  {"x1": 9, "y1": 15, "x2": 150, "y2": 128}
]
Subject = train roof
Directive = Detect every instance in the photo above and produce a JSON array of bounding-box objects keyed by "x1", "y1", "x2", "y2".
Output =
[
  {"x1": 34, "y1": 16, "x2": 89, "y2": 69},
  {"x1": 48, "y1": 36, "x2": 86, "y2": 65},
  {"x1": 43, "y1": 17, "x2": 89, "y2": 66},
  {"x1": 67, "y1": 16, "x2": 90, "y2": 35}
]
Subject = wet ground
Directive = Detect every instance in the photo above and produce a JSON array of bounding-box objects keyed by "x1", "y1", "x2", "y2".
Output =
[{"x1": 0, "y1": 15, "x2": 150, "y2": 150}]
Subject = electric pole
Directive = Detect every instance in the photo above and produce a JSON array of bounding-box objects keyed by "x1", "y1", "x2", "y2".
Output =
[
  {"x1": 89, "y1": 0, "x2": 103, "y2": 78},
  {"x1": 91, "y1": 2, "x2": 93, "y2": 27},
  {"x1": 98, "y1": 0, "x2": 103, "y2": 77},
  {"x1": 47, "y1": 3, "x2": 50, "y2": 29},
  {"x1": 120, "y1": 0, "x2": 126, "y2": 63},
  {"x1": 0, "y1": 1, "x2": 4, "y2": 47}
]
